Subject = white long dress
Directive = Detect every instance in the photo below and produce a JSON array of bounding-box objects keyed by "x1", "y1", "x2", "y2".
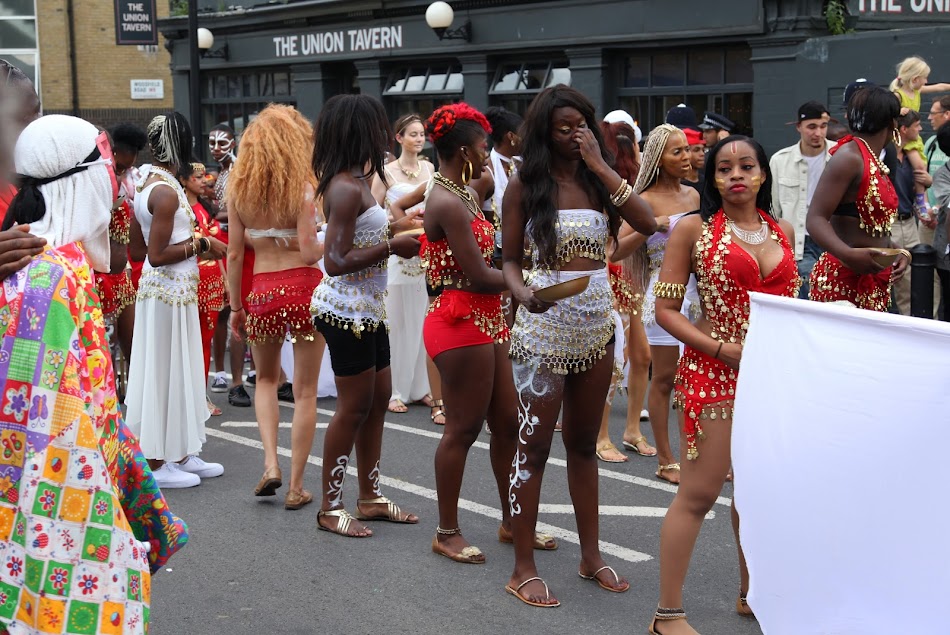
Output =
[
  {"x1": 126, "y1": 169, "x2": 210, "y2": 461},
  {"x1": 384, "y1": 165, "x2": 431, "y2": 404}
]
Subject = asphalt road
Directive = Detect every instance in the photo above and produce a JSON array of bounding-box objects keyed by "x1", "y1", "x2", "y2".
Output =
[{"x1": 149, "y1": 383, "x2": 763, "y2": 635}]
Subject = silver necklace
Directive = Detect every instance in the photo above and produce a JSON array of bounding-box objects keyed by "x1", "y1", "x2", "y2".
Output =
[{"x1": 727, "y1": 219, "x2": 768, "y2": 245}]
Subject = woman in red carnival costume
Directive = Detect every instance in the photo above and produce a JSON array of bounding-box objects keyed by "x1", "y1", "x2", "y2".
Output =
[
  {"x1": 648, "y1": 136, "x2": 801, "y2": 634},
  {"x1": 807, "y1": 85, "x2": 909, "y2": 309}
]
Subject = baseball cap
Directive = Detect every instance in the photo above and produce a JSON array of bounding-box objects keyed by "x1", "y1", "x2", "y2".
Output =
[
  {"x1": 604, "y1": 109, "x2": 643, "y2": 143},
  {"x1": 666, "y1": 104, "x2": 700, "y2": 131},
  {"x1": 797, "y1": 101, "x2": 830, "y2": 122},
  {"x1": 842, "y1": 79, "x2": 875, "y2": 108},
  {"x1": 699, "y1": 112, "x2": 736, "y2": 132}
]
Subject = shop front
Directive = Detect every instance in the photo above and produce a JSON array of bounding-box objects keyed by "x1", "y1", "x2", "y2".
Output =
[{"x1": 160, "y1": 0, "x2": 950, "y2": 157}]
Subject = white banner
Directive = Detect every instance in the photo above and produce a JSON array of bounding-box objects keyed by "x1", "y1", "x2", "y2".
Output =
[{"x1": 732, "y1": 294, "x2": 950, "y2": 635}]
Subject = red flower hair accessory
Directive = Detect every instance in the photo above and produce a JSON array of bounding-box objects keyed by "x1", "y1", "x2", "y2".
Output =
[{"x1": 426, "y1": 102, "x2": 492, "y2": 142}]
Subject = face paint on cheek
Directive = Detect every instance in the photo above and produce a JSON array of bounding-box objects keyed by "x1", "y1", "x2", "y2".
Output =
[
  {"x1": 715, "y1": 177, "x2": 727, "y2": 193},
  {"x1": 750, "y1": 175, "x2": 762, "y2": 194}
]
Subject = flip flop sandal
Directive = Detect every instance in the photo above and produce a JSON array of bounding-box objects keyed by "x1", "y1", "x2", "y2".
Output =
[
  {"x1": 388, "y1": 399, "x2": 408, "y2": 413},
  {"x1": 430, "y1": 400, "x2": 446, "y2": 425},
  {"x1": 622, "y1": 436, "x2": 658, "y2": 457},
  {"x1": 497, "y1": 525, "x2": 558, "y2": 551},
  {"x1": 596, "y1": 443, "x2": 628, "y2": 463},
  {"x1": 317, "y1": 509, "x2": 372, "y2": 537},
  {"x1": 354, "y1": 496, "x2": 419, "y2": 523},
  {"x1": 505, "y1": 577, "x2": 560, "y2": 608},
  {"x1": 578, "y1": 565, "x2": 630, "y2": 593}
]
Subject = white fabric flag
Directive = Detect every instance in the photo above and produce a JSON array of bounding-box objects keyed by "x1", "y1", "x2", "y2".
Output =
[{"x1": 733, "y1": 293, "x2": 950, "y2": 635}]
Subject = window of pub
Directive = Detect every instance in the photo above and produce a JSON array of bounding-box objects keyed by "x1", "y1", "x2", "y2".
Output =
[
  {"x1": 383, "y1": 64, "x2": 464, "y2": 122},
  {"x1": 613, "y1": 46, "x2": 753, "y2": 137},
  {"x1": 200, "y1": 69, "x2": 295, "y2": 159},
  {"x1": 489, "y1": 60, "x2": 571, "y2": 115}
]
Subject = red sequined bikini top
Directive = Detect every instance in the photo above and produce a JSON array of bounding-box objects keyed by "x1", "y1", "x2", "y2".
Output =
[
  {"x1": 695, "y1": 209, "x2": 801, "y2": 345},
  {"x1": 831, "y1": 135, "x2": 898, "y2": 236},
  {"x1": 421, "y1": 215, "x2": 495, "y2": 289},
  {"x1": 109, "y1": 199, "x2": 132, "y2": 245}
]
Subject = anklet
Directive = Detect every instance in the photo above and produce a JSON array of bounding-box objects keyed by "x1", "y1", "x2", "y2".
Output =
[
  {"x1": 655, "y1": 607, "x2": 687, "y2": 620},
  {"x1": 436, "y1": 526, "x2": 461, "y2": 535}
]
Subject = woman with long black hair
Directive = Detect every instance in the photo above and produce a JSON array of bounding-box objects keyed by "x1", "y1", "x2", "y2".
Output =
[
  {"x1": 501, "y1": 85, "x2": 656, "y2": 607},
  {"x1": 310, "y1": 94, "x2": 422, "y2": 537},
  {"x1": 649, "y1": 136, "x2": 800, "y2": 633}
]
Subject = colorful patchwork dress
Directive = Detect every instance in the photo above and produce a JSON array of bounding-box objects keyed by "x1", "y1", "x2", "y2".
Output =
[{"x1": 0, "y1": 243, "x2": 188, "y2": 634}]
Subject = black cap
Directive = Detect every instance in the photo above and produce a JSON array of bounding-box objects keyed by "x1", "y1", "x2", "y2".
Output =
[
  {"x1": 843, "y1": 79, "x2": 875, "y2": 108},
  {"x1": 665, "y1": 104, "x2": 699, "y2": 131},
  {"x1": 797, "y1": 101, "x2": 830, "y2": 122},
  {"x1": 699, "y1": 112, "x2": 736, "y2": 132}
]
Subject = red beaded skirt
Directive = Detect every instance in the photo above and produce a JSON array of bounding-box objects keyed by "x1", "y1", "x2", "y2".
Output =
[
  {"x1": 197, "y1": 263, "x2": 226, "y2": 329},
  {"x1": 94, "y1": 270, "x2": 136, "y2": 319},
  {"x1": 673, "y1": 345, "x2": 738, "y2": 461},
  {"x1": 245, "y1": 267, "x2": 323, "y2": 345},
  {"x1": 809, "y1": 252, "x2": 891, "y2": 312},
  {"x1": 423, "y1": 289, "x2": 510, "y2": 359}
]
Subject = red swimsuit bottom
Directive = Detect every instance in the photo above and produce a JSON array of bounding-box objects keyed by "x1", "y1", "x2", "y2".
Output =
[
  {"x1": 421, "y1": 214, "x2": 509, "y2": 359},
  {"x1": 94, "y1": 270, "x2": 136, "y2": 319},
  {"x1": 245, "y1": 267, "x2": 323, "y2": 345},
  {"x1": 423, "y1": 289, "x2": 509, "y2": 359},
  {"x1": 809, "y1": 253, "x2": 891, "y2": 312}
]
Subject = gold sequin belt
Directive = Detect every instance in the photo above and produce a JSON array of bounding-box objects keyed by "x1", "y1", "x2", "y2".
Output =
[{"x1": 136, "y1": 266, "x2": 199, "y2": 306}]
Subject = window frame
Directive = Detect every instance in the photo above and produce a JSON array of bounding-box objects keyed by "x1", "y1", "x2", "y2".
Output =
[{"x1": 0, "y1": 0, "x2": 40, "y2": 97}]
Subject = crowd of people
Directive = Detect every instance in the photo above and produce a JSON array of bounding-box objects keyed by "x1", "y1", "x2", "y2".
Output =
[{"x1": 0, "y1": 49, "x2": 939, "y2": 633}]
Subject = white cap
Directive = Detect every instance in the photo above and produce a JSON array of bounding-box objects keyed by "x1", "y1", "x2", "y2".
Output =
[{"x1": 603, "y1": 109, "x2": 642, "y2": 144}]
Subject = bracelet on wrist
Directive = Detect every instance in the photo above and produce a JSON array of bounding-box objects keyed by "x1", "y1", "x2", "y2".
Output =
[
  {"x1": 231, "y1": 306, "x2": 244, "y2": 312},
  {"x1": 714, "y1": 341, "x2": 723, "y2": 359}
]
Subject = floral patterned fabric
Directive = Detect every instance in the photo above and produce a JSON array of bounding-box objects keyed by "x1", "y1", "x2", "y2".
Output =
[{"x1": 0, "y1": 243, "x2": 188, "y2": 634}]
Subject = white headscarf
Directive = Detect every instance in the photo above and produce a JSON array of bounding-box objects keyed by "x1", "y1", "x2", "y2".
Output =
[{"x1": 14, "y1": 115, "x2": 113, "y2": 271}]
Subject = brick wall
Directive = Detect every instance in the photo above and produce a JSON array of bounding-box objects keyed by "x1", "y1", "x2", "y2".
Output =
[{"x1": 37, "y1": 0, "x2": 173, "y2": 112}]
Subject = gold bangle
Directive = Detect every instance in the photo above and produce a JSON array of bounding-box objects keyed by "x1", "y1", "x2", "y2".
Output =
[
  {"x1": 611, "y1": 182, "x2": 633, "y2": 207},
  {"x1": 653, "y1": 281, "x2": 686, "y2": 299},
  {"x1": 610, "y1": 178, "x2": 628, "y2": 201}
]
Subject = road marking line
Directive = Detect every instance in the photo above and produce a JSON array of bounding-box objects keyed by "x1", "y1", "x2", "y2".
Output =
[
  {"x1": 261, "y1": 404, "x2": 732, "y2": 508},
  {"x1": 205, "y1": 427, "x2": 652, "y2": 564},
  {"x1": 538, "y1": 504, "x2": 715, "y2": 520},
  {"x1": 220, "y1": 422, "x2": 329, "y2": 429}
]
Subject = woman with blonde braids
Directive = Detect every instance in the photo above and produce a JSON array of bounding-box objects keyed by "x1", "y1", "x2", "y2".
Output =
[
  {"x1": 629, "y1": 124, "x2": 700, "y2": 484},
  {"x1": 226, "y1": 104, "x2": 325, "y2": 509}
]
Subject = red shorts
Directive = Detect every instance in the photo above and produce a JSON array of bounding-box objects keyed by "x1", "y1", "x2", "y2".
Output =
[
  {"x1": 245, "y1": 267, "x2": 322, "y2": 345},
  {"x1": 423, "y1": 289, "x2": 510, "y2": 359},
  {"x1": 808, "y1": 252, "x2": 891, "y2": 312},
  {"x1": 94, "y1": 270, "x2": 135, "y2": 319}
]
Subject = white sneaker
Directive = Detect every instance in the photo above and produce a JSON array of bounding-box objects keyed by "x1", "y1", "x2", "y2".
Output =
[
  {"x1": 153, "y1": 463, "x2": 201, "y2": 489},
  {"x1": 178, "y1": 455, "x2": 224, "y2": 479},
  {"x1": 210, "y1": 373, "x2": 229, "y2": 393},
  {"x1": 640, "y1": 409, "x2": 650, "y2": 421}
]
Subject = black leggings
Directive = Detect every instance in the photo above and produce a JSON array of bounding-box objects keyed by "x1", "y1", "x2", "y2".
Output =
[{"x1": 316, "y1": 319, "x2": 391, "y2": 377}]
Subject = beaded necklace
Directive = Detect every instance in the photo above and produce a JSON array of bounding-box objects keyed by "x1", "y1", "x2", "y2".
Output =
[{"x1": 434, "y1": 172, "x2": 485, "y2": 220}]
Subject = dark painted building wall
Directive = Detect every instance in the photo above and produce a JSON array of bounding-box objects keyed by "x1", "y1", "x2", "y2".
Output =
[{"x1": 164, "y1": 0, "x2": 950, "y2": 158}]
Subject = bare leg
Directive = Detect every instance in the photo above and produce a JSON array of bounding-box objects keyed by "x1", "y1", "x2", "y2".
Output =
[
  {"x1": 488, "y1": 341, "x2": 519, "y2": 528},
  {"x1": 426, "y1": 297, "x2": 445, "y2": 424},
  {"x1": 649, "y1": 345, "x2": 681, "y2": 483},
  {"x1": 506, "y1": 362, "x2": 564, "y2": 606},
  {"x1": 250, "y1": 341, "x2": 282, "y2": 474},
  {"x1": 213, "y1": 307, "x2": 229, "y2": 374},
  {"x1": 432, "y1": 343, "x2": 494, "y2": 558},
  {"x1": 288, "y1": 336, "x2": 323, "y2": 494},
  {"x1": 623, "y1": 317, "x2": 655, "y2": 454},
  {"x1": 116, "y1": 303, "x2": 135, "y2": 364},
  {"x1": 230, "y1": 336, "x2": 246, "y2": 387},
  {"x1": 562, "y1": 345, "x2": 629, "y2": 591},
  {"x1": 354, "y1": 366, "x2": 419, "y2": 523},
  {"x1": 654, "y1": 410, "x2": 733, "y2": 634}
]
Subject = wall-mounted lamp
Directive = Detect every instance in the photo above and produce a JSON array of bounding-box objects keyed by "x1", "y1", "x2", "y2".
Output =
[
  {"x1": 197, "y1": 27, "x2": 229, "y2": 59},
  {"x1": 425, "y1": 2, "x2": 471, "y2": 42}
]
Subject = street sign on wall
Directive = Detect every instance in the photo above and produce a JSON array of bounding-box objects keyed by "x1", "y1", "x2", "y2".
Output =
[
  {"x1": 115, "y1": 0, "x2": 158, "y2": 45},
  {"x1": 130, "y1": 79, "x2": 164, "y2": 100}
]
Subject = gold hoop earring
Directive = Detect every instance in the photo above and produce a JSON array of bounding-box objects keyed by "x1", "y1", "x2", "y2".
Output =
[
  {"x1": 893, "y1": 129, "x2": 902, "y2": 147},
  {"x1": 462, "y1": 160, "x2": 473, "y2": 185}
]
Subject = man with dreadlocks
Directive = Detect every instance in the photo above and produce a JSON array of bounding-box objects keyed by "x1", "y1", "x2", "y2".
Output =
[{"x1": 125, "y1": 112, "x2": 227, "y2": 489}]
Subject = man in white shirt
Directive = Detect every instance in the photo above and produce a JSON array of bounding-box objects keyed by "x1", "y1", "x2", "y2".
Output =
[{"x1": 770, "y1": 101, "x2": 833, "y2": 298}]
